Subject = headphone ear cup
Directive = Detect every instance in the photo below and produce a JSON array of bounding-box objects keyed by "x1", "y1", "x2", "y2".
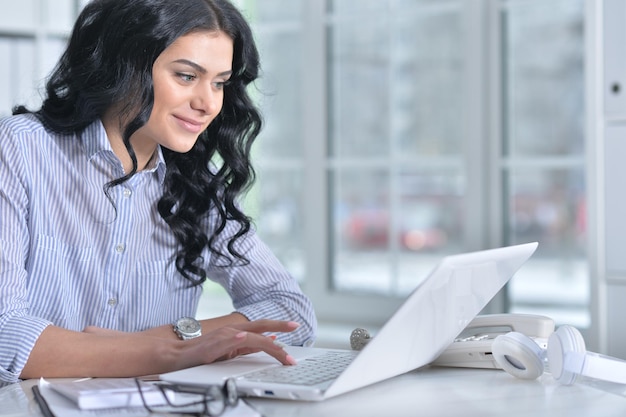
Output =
[
  {"x1": 546, "y1": 325, "x2": 586, "y2": 385},
  {"x1": 492, "y1": 332, "x2": 546, "y2": 380}
]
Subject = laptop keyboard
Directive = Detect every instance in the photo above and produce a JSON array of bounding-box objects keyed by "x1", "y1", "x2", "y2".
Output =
[{"x1": 240, "y1": 350, "x2": 358, "y2": 386}]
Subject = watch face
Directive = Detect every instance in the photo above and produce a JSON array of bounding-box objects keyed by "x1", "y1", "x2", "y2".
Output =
[{"x1": 178, "y1": 317, "x2": 201, "y2": 333}]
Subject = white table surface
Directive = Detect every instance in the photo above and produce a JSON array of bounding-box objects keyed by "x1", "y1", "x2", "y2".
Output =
[{"x1": 3, "y1": 366, "x2": 626, "y2": 417}]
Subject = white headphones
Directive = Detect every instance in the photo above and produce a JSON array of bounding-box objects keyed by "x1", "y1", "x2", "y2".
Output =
[{"x1": 492, "y1": 325, "x2": 626, "y2": 385}]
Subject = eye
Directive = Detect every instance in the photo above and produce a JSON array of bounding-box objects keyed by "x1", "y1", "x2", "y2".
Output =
[
  {"x1": 214, "y1": 79, "x2": 231, "y2": 90},
  {"x1": 177, "y1": 73, "x2": 196, "y2": 82}
]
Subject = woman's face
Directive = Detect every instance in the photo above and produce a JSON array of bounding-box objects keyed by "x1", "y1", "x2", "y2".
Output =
[{"x1": 132, "y1": 30, "x2": 234, "y2": 155}]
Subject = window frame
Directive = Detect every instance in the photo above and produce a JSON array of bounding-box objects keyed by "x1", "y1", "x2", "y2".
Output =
[
  {"x1": 300, "y1": 0, "x2": 591, "y2": 334},
  {"x1": 303, "y1": 1, "x2": 496, "y2": 327}
]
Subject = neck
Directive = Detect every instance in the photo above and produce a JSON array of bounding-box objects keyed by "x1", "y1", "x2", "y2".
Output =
[{"x1": 101, "y1": 112, "x2": 156, "y2": 173}]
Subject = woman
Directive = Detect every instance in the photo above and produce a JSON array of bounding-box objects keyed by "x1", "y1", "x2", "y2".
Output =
[{"x1": 0, "y1": 0, "x2": 316, "y2": 385}]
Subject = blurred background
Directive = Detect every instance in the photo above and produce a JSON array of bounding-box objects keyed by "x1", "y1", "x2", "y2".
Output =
[{"x1": 1, "y1": 0, "x2": 609, "y2": 352}]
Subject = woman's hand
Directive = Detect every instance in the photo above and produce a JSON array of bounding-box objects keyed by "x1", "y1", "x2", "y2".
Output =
[
  {"x1": 83, "y1": 319, "x2": 300, "y2": 367},
  {"x1": 184, "y1": 320, "x2": 300, "y2": 367}
]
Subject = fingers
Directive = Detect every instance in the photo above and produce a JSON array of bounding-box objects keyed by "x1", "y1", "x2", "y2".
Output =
[
  {"x1": 195, "y1": 327, "x2": 298, "y2": 366},
  {"x1": 231, "y1": 319, "x2": 300, "y2": 335},
  {"x1": 229, "y1": 330, "x2": 297, "y2": 365}
]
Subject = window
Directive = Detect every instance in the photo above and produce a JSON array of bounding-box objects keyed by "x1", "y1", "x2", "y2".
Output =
[
  {"x1": 497, "y1": 0, "x2": 587, "y2": 326},
  {"x1": 0, "y1": 0, "x2": 80, "y2": 117},
  {"x1": 224, "y1": 0, "x2": 589, "y2": 330},
  {"x1": 328, "y1": 1, "x2": 466, "y2": 296},
  {"x1": 0, "y1": 0, "x2": 589, "y2": 337}
]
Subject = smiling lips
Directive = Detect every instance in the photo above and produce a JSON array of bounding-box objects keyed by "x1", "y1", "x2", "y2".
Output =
[{"x1": 174, "y1": 115, "x2": 206, "y2": 134}]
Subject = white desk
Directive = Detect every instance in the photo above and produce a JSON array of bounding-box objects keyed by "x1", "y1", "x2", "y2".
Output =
[{"x1": 3, "y1": 366, "x2": 626, "y2": 417}]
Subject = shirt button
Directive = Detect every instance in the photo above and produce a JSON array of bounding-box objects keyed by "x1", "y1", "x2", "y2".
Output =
[
  {"x1": 115, "y1": 244, "x2": 125, "y2": 253},
  {"x1": 303, "y1": 339, "x2": 315, "y2": 347},
  {"x1": 107, "y1": 298, "x2": 117, "y2": 306},
  {"x1": 123, "y1": 188, "x2": 132, "y2": 198}
]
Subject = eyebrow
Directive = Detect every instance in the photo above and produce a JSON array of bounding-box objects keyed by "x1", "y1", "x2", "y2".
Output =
[{"x1": 172, "y1": 59, "x2": 232, "y2": 77}]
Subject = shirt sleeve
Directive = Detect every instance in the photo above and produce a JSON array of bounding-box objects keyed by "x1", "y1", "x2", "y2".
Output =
[
  {"x1": 205, "y1": 217, "x2": 317, "y2": 347},
  {"x1": 0, "y1": 121, "x2": 53, "y2": 384}
]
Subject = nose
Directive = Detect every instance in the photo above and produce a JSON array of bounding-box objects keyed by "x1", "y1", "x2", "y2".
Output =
[{"x1": 191, "y1": 84, "x2": 221, "y2": 115}]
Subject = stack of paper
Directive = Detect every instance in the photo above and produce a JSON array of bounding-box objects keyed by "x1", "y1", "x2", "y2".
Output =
[
  {"x1": 46, "y1": 378, "x2": 169, "y2": 410},
  {"x1": 37, "y1": 378, "x2": 262, "y2": 416}
]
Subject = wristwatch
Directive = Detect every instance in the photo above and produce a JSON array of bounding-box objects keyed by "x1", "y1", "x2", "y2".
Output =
[{"x1": 173, "y1": 317, "x2": 202, "y2": 340}]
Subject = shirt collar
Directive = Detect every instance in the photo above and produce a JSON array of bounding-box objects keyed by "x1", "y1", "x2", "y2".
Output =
[
  {"x1": 80, "y1": 119, "x2": 166, "y2": 185},
  {"x1": 152, "y1": 145, "x2": 167, "y2": 185}
]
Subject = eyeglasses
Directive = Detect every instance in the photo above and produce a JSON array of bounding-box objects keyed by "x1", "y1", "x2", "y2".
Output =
[{"x1": 134, "y1": 378, "x2": 239, "y2": 416}]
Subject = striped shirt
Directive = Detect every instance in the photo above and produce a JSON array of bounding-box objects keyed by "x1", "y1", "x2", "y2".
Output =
[{"x1": 0, "y1": 114, "x2": 317, "y2": 384}]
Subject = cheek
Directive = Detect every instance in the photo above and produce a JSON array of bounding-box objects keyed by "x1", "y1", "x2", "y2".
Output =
[
  {"x1": 152, "y1": 77, "x2": 186, "y2": 110},
  {"x1": 145, "y1": 104, "x2": 166, "y2": 130}
]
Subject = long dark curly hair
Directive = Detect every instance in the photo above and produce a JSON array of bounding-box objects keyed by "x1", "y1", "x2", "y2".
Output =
[{"x1": 13, "y1": 0, "x2": 262, "y2": 286}]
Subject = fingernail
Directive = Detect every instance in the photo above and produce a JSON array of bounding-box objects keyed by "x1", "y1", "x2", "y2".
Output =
[
  {"x1": 269, "y1": 335, "x2": 277, "y2": 340},
  {"x1": 288, "y1": 321, "x2": 300, "y2": 329},
  {"x1": 286, "y1": 355, "x2": 297, "y2": 365},
  {"x1": 235, "y1": 331, "x2": 247, "y2": 339}
]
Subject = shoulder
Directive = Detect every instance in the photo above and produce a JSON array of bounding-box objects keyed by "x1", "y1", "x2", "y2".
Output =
[
  {"x1": 0, "y1": 113, "x2": 49, "y2": 140},
  {"x1": 0, "y1": 114, "x2": 83, "y2": 152},
  {"x1": 0, "y1": 114, "x2": 79, "y2": 166}
]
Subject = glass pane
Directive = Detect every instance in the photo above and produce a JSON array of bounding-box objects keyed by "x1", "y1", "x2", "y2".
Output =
[
  {"x1": 42, "y1": 38, "x2": 68, "y2": 79},
  {"x1": 392, "y1": 8, "x2": 463, "y2": 156},
  {"x1": 0, "y1": 1, "x2": 37, "y2": 31},
  {"x1": 46, "y1": 0, "x2": 76, "y2": 32},
  {"x1": 249, "y1": 0, "x2": 305, "y2": 280},
  {"x1": 11, "y1": 39, "x2": 38, "y2": 110},
  {"x1": 333, "y1": 169, "x2": 394, "y2": 293},
  {"x1": 328, "y1": 14, "x2": 391, "y2": 157},
  {"x1": 254, "y1": 30, "x2": 303, "y2": 159},
  {"x1": 236, "y1": 0, "x2": 303, "y2": 21},
  {"x1": 329, "y1": 1, "x2": 466, "y2": 296},
  {"x1": 501, "y1": 0, "x2": 587, "y2": 327},
  {"x1": 200, "y1": 0, "x2": 305, "y2": 314},
  {"x1": 329, "y1": 3, "x2": 462, "y2": 158},
  {"x1": 396, "y1": 172, "x2": 465, "y2": 293},
  {"x1": 0, "y1": 39, "x2": 11, "y2": 116},
  {"x1": 247, "y1": 0, "x2": 303, "y2": 159},
  {"x1": 329, "y1": 0, "x2": 388, "y2": 13},
  {"x1": 333, "y1": 169, "x2": 465, "y2": 295},
  {"x1": 247, "y1": 169, "x2": 305, "y2": 281},
  {"x1": 503, "y1": 0, "x2": 585, "y2": 157},
  {"x1": 247, "y1": 0, "x2": 304, "y2": 273},
  {"x1": 505, "y1": 169, "x2": 588, "y2": 326}
]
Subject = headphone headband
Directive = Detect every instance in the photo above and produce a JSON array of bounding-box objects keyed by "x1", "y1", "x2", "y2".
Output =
[
  {"x1": 579, "y1": 351, "x2": 626, "y2": 385},
  {"x1": 493, "y1": 325, "x2": 626, "y2": 386}
]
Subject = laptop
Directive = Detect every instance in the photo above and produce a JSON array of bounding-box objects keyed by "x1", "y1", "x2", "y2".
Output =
[{"x1": 160, "y1": 242, "x2": 538, "y2": 401}]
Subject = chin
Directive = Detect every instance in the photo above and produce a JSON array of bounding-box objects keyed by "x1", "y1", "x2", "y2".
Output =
[{"x1": 166, "y1": 141, "x2": 199, "y2": 154}]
